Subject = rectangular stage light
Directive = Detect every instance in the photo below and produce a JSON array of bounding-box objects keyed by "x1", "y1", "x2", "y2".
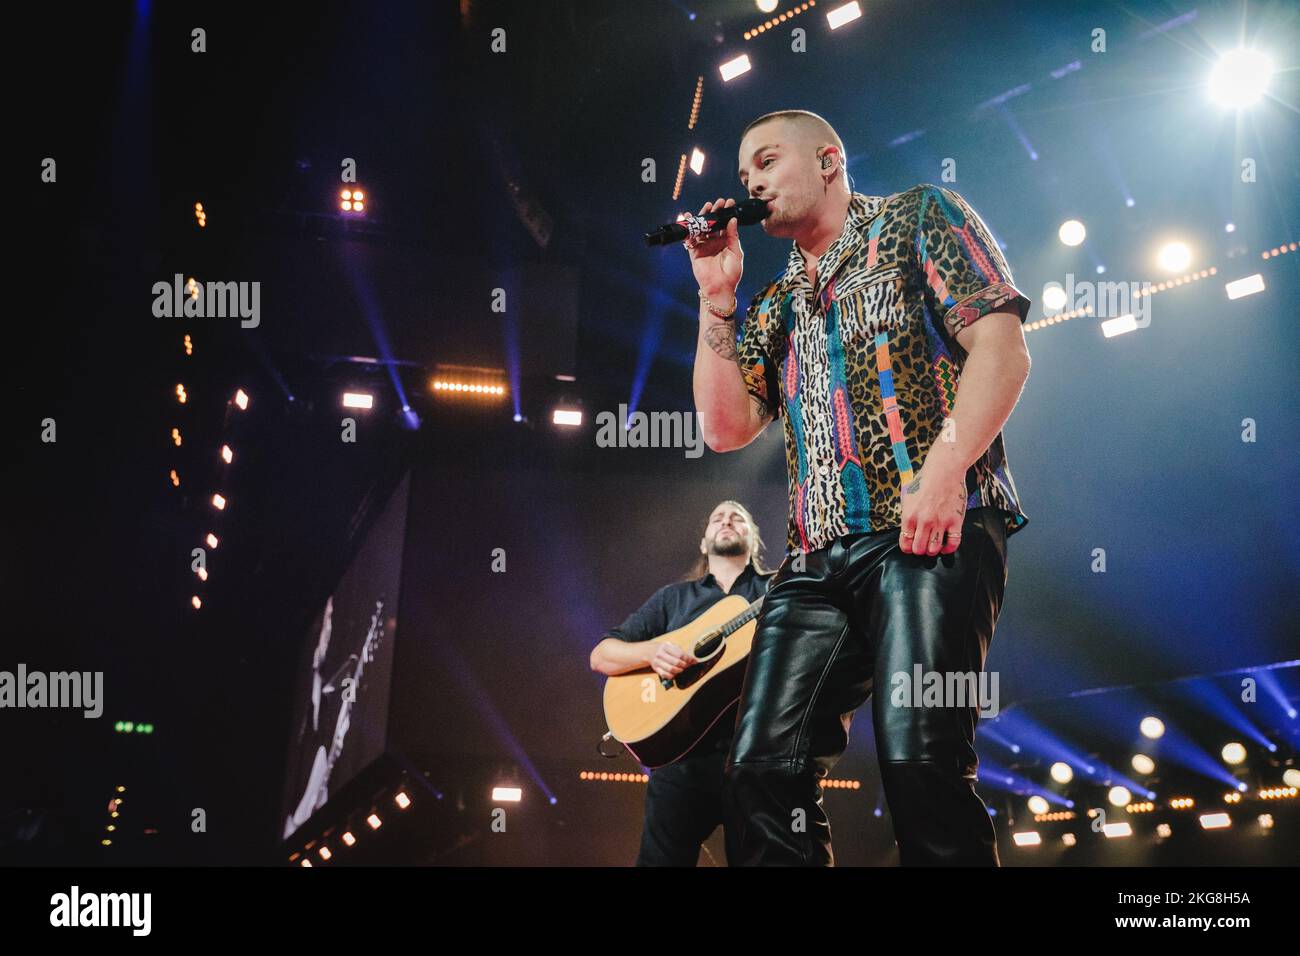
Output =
[
  {"x1": 491, "y1": 787, "x2": 522, "y2": 803},
  {"x1": 1101, "y1": 314, "x2": 1138, "y2": 338},
  {"x1": 552, "y1": 408, "x2": 583, "y2": 427},
  {"x1": 827, "y1": 2, "x2": 863, "y2": 29},
  {"x1": 689, "y1": 147, "x2": 705, "y2": 175},
  {"x1": 1224, "y1": 273, "x2": 1265, "y2": 300},
  {"x1": 1012, "y1": 831, "x2": 1042, "y2": 846},
  {"x1": 719, "y1": 54, "x2": 751, "y2": 82},
  {"x1": 1102, "y1": 821, "x2": 1133, "y2": 838},
  {"x1": 1199, "y1": 812, "x2": 1232, "y2": 829},
  {"x1": 342, "y1": 392, "x2": 375, "y2": 410}
]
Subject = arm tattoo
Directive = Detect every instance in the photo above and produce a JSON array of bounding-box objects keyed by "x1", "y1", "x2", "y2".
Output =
[{"x1": 703, "y1": 320, "x2": 739, "y2": 361}]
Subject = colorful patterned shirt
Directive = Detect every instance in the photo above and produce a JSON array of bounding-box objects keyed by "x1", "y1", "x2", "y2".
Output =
[{"x1": 736, "y1": 185, "x2": 1031, "y2": 556}]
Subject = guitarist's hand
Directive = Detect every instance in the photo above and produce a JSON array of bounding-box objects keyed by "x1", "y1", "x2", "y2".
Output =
[{"x1": 648, "y1": 642, "x2": 697, "y2": 681}]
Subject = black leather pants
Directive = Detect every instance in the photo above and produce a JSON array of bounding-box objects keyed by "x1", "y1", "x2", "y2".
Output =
[{"x1": 722, "y1": 507, "x2": 1008, "y2": 866}]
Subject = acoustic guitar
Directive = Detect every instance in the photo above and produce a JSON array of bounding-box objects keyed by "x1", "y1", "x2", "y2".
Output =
[{"x1": 602, "y1": 593, "x2": 763, "y2": 768}]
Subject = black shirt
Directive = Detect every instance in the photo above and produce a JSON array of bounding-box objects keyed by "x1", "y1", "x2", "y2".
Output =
[{"x1": 605, "y1": 563, "x2": 774, "y2": 753}]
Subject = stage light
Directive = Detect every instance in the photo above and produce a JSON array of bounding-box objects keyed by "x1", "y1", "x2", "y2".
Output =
[
  {"x1": 1101, "y1": 822, "x2": 1132, "y2": 838},
  {"x1": 394, "y1": 791, "x2": 411, "y2": 810},
  {"x1": 233, "y1": 389, "x2": 250, "y2": 410},
  {"x1": 196, "y1": 567, "x2": 208, "y2": 582},
  {"x1": 341, "y1": 831, "x2": 356, "y2": 847},
  {"x1": 719, "y1": 54, "x2": 752, "y2": 82},
  {"x1": 1140, "y1": 716, "x2": 1165, "y2": 739},
  {"x1": 1131, "y1": 754, "x2": 1155, "y2": 775},
  {"x1": 1221, "y1": 742, "x2": 1247, "y2": 765},
  {"x1": 1041, "y1": 282, "x2": 1068, "y2": 311},
  {"x1": 1061, "y1": 832, "x2": 1077, "y2": 847},
  {"x1": 184, "y1": 334, "x2": 193, "y2": 355},
  {"x1": 340, "y1": 188, "x2": 368, "y2": 214},
  {"x1": 342, "y1": 392, "x2": 374, "y2": 410},
  {"x1": 1050, "y1": 762, "x2": 1074, "y2": 784},
  {"x1": 1170, "y1": 797, "x2": 1195, "y2": 809},
  {"x1": 687, "y1": 75, "x2": 703, "y2": 129},
  {"x1": 300, "y1": 859, "x2": 312, "y2": 867},
  {"x1": 1157, "y1": 241, "x2": 1192, "y2": 272},
  {"x1": 827, "y1": 1, "x2": 862, "y2": 29},
  {"x1": 168, "y1": 428, "x2": 182, "y2": 447},
  {"x1": 318, "y1": 846, "x2": 332, "y2": 861},
  {"x1": 1058, "y1": 219, "x2": 1086, "y2": 246},
  {"x1": 206, "y1": 533, "x2": 219, "y2": 549},
  {"x1": 1224, "y1": 274, "x2": 1265, "y2": 299},
  {"x1": 1027, "y1": 796, "x2": 1049, "y2": 815},
  {"x1": 169, "y1": 469, "x2": 180, "y2": 487},
  {"x1": 1101, "y1": 314, "x2": 1138, "y2": 338},
  {"x1": 211, "y1": 493, "x2": 227, "y2": 511},
  {"x1": 689, "y1": 147, "x2": 705, "y2": 175},
  {"x1": 1258, "y1": 786, "x2": 1298, "y2": 800},
  {"x1": 1258, "y1": 813, "x2": 1274, "y2": 829},
  {"x1": 1284, "y1": 769, "x2": 1300, "y2": 788},
  {"x1": 1125, "y1": 197, "x2": 1135, "y2": 208},
  {"x1": 1198, "y1": 812, "x2": 1231, "y2": 830},
  {"x1": 1156, "y1": 822, "x2": 1172, "y2": 838},
  {"x1": 1208, "y1": 49, "x2": 1273, "y2": 108},
  {"x1": 492, "y1": 787, "x2": 523, "y2": 803},
  {"x1": 220, "y1": 444, "x2": 233, "y2": 464},
  {"x1": 1224, "y1": 791, "x2": 1242, "y2": 803},
  {"x1": 191, "y1": 596, "x2": 202, "y2": 609},
  {"x1": 553, "y1": 408, "x2": 583, "y2": 427},
  {"x1": 176, "y1": 384, "x2": 188, "y2": 404},
  {"x1": 194, "y1": 202, "x2": 206, "y2": 229},
  {"x1": 1225, "y1": 222, "x2": 1235, "y2": 233},
  {"x1": 1012, "y1": 831, "x2": 1041, "y2": 847},
  {"x1": 1108, "y1": 786, "x2": 1132, "y2": 807},
  {"x1": 366, "y1": 813, "x2": 382, "y2": 830},
  {"x1": 756, "y1": 0, "x2": 778, "y2": 12}
]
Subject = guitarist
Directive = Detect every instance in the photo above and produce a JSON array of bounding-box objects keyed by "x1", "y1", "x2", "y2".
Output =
[{"x1": 590, "y1": 500, "x2": 775, "y2": 866}]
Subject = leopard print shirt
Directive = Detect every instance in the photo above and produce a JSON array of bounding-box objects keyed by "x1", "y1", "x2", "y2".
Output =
[{"x1": 737, "y1": 185, "x2": 1030, "y2": 556}]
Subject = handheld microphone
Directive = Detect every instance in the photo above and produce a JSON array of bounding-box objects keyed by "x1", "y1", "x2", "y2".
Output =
[{"x1": 644, "y1": 198, "x2": 772, "y2": 247}]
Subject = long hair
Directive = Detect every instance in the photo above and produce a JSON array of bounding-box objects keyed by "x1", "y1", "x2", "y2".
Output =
[{"x1": 680, "y1": 500, "x2": 770, "y2": 582}]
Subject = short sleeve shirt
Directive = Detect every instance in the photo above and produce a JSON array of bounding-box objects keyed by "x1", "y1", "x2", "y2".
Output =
[{"x1": 736, "y1": 184, "x2": 1031, "y2": 556}]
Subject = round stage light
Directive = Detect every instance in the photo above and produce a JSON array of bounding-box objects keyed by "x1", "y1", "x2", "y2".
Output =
[
  {"x1": 1058, "y1": 219, "x2": 1086, "y2": 246},
  {"x1": 1050, "y1": 762, "x2": 1074, "y2": 784},
  {"x1": 1140, "y1": 716, "x2": 1165, "y2": 739},
  {"x1": 1208, "y1": 49, "x2": 1273, "y2": 108},
  {"x1": 757, "y1": 0, "x2": 779, "y2": 13},
  {"x1": 1157, "y1": 242, "x2": 1192, "y2": 272},
  {"x1": 1132, "y1": 754, "x2": 1155, "y2": 775},
  {"x1": 1108, "y1": 786, "x2": 1132, "y2": 807},
  {"x1": 1027, "y1": 795, "x2": 1050, "y2": 815},
  {"x1": 1042, "y1": 282, "x2": 1068, "y2": 311},
  {"x1": 1221, "y1": 742, "x2": 1247, "y2": 765}
]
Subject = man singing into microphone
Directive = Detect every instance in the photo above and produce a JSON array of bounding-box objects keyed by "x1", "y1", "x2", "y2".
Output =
[{"x1": 685, "y1": 109, "x2": 1031, "y2": 865}]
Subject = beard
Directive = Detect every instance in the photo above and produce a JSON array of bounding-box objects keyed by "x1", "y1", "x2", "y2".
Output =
[{"x1": 710, "y1": 533, "x2": 749, "y2": 557}]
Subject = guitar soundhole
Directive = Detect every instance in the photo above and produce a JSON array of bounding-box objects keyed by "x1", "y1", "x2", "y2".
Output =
[{"x1": 674, "y1": 652, "x2": 720, "y2": 690}]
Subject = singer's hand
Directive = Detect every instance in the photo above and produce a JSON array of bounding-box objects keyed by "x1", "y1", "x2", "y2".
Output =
[{"x1": 684, "y1": 197, "x2": 743, "y2": 307}]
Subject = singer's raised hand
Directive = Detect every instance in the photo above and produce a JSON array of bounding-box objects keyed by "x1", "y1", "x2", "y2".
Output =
[{"x1": 684, "y1": 197, "x2": 743, "y2": 306}]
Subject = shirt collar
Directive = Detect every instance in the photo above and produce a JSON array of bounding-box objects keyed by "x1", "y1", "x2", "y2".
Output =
[
  {"x1": 701, "y1": 562, "x2": 756, "y2": 591},
  {"x1": 777, "y1": 192, "x2": 887, "y2": 299}
]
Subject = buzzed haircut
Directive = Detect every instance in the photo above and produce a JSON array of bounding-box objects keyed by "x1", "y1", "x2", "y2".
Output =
[{"x1": 740, "y1": 109, "x2": 846, "y2": 157}]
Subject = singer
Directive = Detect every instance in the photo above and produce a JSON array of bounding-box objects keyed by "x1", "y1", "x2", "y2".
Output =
[{"x1": 685, "y1": 109, "x2": 1032, "y2": 865}]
